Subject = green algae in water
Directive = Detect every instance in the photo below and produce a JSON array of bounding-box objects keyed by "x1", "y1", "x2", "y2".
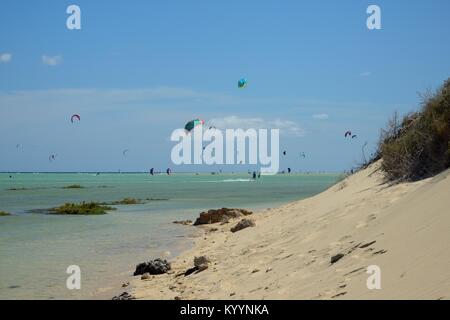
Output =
[{"x1": 49, "y1": 202, "x2": 116, "y2": 215}]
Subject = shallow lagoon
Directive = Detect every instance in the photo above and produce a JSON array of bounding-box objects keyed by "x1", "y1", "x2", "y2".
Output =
[{"x1": 0, "y1": 172, "x2": 340, "y2": 299}]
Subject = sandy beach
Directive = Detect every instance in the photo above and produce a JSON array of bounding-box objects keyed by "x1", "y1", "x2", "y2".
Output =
[{"x1": 130, "y1": 162, "x2": 450, "y2": 300}]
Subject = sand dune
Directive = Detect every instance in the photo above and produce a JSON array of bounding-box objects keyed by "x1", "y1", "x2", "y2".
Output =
[{"x1": 131, "y1": 162, "x2": 450, "y2": 300}]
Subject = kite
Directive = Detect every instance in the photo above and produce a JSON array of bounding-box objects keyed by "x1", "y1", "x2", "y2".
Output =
[
  {"x1": 123, "y1": 149, "x2": 130, "y2": 157},
  {"x1": 185, "y1": 119, "x2": 205, "y2": 132},
  {"x1": 238, "y1": 78, "x2": 247, "y2": 88},
  {"x1": 345, "y1": 131, "x2": 352, "y2": 138},
  {"x1": 71, "y1": 114, "x2": 81, "y2": 123}
]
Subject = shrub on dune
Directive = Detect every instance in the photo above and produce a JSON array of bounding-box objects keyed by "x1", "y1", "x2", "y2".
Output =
[{"x1": 378, "y1": 78, "x2": 450, "y2": 181}]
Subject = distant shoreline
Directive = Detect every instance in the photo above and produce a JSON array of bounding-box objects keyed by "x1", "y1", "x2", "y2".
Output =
[{"x1": 0, "y1": 171, "x2": 344, "y2": 174}]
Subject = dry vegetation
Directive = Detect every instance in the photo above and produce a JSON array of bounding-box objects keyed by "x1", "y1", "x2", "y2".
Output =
[{"x1": 377, "y1": 78, "x2": 450, "y2": 181}]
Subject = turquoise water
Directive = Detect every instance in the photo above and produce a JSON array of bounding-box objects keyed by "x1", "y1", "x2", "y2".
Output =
[{"x1": 0, "y1": 172, "x2": 340, "y2": 299}]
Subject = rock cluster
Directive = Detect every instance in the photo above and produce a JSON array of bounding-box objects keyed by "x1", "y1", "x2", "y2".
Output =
[
  {"x1": 133, "y1": 258, "x2": 171, "y2": 276},
  {"x1": 193, "y1": 208, "x2": 253, "y2": 225}
]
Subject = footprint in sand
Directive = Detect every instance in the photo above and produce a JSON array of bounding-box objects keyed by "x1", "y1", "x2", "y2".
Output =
[
  {"x1": 344, "y1": 266, "x2": 366, "y2": 277},
  {"x1": 331, "y1": 291, "x2": 347, "y2": 298},
  {"x1": 373, "y1": 249, "x2": 387, "y2": 255},
  {"x1": 359, "y1": 240, "x2": 376, "y2": 249}
]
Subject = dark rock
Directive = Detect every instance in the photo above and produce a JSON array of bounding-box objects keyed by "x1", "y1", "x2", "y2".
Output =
[
  {"x1": 133, "y1": 258, "x2": 171, "y2": 276},
  {"x1": 231, "y1": 219, "x2": 255, "y2": 233},
  {"x1": 193, "y1": 208, "x2": 253, "y2": 226},
  {"x1": 330, "y1": 253, "x2": 345, "y2": 264},
  {"x1": 112, "y1": 292, "x2": 135, "y2": 300}
]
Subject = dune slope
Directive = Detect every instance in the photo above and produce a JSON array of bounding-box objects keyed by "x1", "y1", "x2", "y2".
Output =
[{"x1": 132, "y1": 162, "x2": 450, "y2": 300}]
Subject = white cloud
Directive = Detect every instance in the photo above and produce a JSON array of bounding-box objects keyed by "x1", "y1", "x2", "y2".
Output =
[
  {"x1": 312, "y1": 113, "x2": 329, "y2": 120},
  {"x1": 208, "y1": 115, "x2": 305, "y2": 137},
  {"x1": 42, "y1": 55, "x2": 63, "y2": 66},
  {"x1": 360, "y1": 71, "x2": 372, "y2": 77},
  {"x1": 0, "y1": 53, "x2": 12, "y2": 63}
]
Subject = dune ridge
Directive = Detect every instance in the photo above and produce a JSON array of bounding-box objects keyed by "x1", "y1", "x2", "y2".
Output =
[{"x1": 131, "y1": 162, "x2": 450, "y2": 300}]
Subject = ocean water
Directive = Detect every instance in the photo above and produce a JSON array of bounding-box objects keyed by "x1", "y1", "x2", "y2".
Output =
[{"x1": 0, "y1": 172, "x2": 340, "y2": 300}]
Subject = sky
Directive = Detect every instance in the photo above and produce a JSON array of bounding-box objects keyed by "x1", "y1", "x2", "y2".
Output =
[{"x1": 1, "y1": 0, "x2": 450, "y2": 172}]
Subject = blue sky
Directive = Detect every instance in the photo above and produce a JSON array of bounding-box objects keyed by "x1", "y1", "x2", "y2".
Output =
[{"x1": 1, "y1": 0, "x2": 450, "y2": 172}]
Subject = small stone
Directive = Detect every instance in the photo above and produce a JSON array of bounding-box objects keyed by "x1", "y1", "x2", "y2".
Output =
[
  {"x1": 194, "y1": 256, "x2": 211, "y2": 272},
  {"x1": 231, "y1": 219, "x2": 255, "y2": 233},
  {"x1": 141, "y1": 273, "x2": 151, "y2": 280},
  {"x1": 194, "y1": 256, "x2": 210, "y2": 267}
]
